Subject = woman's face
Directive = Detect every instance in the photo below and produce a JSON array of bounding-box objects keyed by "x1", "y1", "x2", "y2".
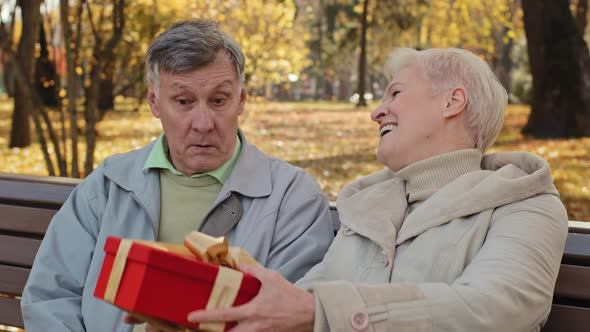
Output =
[{"x1": 371, "y1": 65, "x2": 449, "y2": 172}]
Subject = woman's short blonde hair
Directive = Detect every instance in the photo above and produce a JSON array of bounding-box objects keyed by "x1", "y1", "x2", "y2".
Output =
[{"x1": 385, "y1": 48, "x2": 508, "y2": 152}]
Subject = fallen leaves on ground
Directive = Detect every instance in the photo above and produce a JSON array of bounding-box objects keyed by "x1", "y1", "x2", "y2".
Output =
[{"x1": 0, "y1": 102, "x2": 588, "y2": 221}]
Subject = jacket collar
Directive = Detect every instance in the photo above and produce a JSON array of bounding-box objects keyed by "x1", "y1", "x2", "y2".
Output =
[
  {"x1": 100, "y1": 130, "x2": 272, "y2": 233},
  {"x1": 198, "y1": 130, "x2": 273, "y2": 236},
  {"x1": 219, "y1": 129, "x2": 272, "y2": 199},
  {"x1": 102, "y1": 130, "x2": 270, "y2": 195},
  {"x1": 101, "y1": 140, "x2": 161, "y2": 229}
]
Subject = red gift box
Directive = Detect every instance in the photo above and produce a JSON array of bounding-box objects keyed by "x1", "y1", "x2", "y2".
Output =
[{"x1": 94, "y1": 236, "x2": 261, "y2": 331}]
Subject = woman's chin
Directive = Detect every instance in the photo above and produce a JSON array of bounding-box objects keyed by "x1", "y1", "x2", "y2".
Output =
[{"x1": 376, "y1": 151, "x2": 399, "y2": 172}]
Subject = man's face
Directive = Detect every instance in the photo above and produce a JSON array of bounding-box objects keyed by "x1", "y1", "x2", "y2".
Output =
[{"x1": 147, "y1": 51, "x2": 246, "y2": 176}]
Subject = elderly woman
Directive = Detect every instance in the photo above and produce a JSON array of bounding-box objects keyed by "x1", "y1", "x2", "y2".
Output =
[{"x1": 184, "y1": 47, "x2": 569, "y2": 331}]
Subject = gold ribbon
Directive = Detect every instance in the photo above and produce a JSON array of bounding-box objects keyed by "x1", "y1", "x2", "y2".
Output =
[
  {"x1": 199, "y1": 266, "x2": 244, "y2": 332},
  {"x1": 104, "y1": 239, "x2": 133, "y2": 303}
]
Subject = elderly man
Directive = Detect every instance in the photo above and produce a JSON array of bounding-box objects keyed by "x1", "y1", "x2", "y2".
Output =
[{"x1": 21, "y1": 19, "x2": 334, "y2": 332}]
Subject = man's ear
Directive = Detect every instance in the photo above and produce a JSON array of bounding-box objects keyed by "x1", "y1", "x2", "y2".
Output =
[
  {"x1": 237, "y1": 87, "x2": 247, "y2": 116},
  {"x1": 443, "y1": 87, "x2": 468, "y2": 119},
  {"x1": 147, "y1": 86, "x2": 160, "y2": 118}
]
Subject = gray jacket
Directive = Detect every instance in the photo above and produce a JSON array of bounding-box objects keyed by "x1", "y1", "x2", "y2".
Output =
[{"x1": 22, "y1": 131, "x2": 334, "y2": 332}]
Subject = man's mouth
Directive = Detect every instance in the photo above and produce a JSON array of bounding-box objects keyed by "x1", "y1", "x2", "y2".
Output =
[
  {"x1": 380, "y1": 124, "x2": 397, "y2": 137},
  {"x1": 189, "y1": 144, "x2": 214, "y2": 150}
]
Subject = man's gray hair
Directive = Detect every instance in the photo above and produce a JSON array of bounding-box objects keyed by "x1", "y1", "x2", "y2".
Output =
[
  {"x1": 385, "y1": 48, "x2": 508, "y2": 152},
  {"x1": 146, "y1": 19, "x2": 246, "y2": 92}
]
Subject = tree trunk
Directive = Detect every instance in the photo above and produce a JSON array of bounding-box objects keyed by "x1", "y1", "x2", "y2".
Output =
[
  {"x1": 1, "y1": 4, "x2": 17, "y2": 97},
  {"x1": 356, "y1": 0, "x2": 369, "y2": 107},
  {"x1": 85, "y1": 65, "x2": 101, "y2": 176},
  {"x1": 1, "y1": 40, "x2": 56, "y2": 175},
  {"x1": 9, "y1": 0, "x2": 42, "y2": 148},
  {"x1": 495, "y1": 27, "x2": 514, "y2": 99},
  {"x1": 35, "y1": 22, "x2": 61, "y2": 108},
  {"x1": 60, "y1": 0, "x2": 84, "y2": 178},
  {"x1": 576, "y1": 0, "x2": 588, "y2": 33},
  {"x1": 494, "y1": 0, "x2": 519, "y2": 100},
  {"x1": 2, "y1": 60, "x2": 15, "y2": 97},
  {"x1": 83, "y1": 0, "x2": 126, "y2": 176},
  {"x1": 521, "y1": 0, "x2": 590, "y2": 137},
  {"x1": 314, "y1": 0, "x2": 324, "y2": 101},
  {"x1": 324, "y1": 73, "x2": 334, "y2": 100},
  {"x1": 337, "y1": 67, "x2": 351, "y2": 102},
  {"x1": 98, "y1": 58, "x2": 115, "y2": 119}
]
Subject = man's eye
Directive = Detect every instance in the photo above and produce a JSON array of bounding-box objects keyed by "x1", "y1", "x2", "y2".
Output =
[
  {"x1": 212, "y1": 98, "x2": 226, "y2": 106},
  {"x1": 177, "y1": 99, "x2": 190, "y2": 105},
  {"x1": 392, "y1": 90, "x2": 400, "y2": 97}
]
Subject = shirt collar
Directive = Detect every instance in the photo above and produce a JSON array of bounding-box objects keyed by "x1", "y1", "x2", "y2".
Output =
[{"x1": 143, "y1": 133, "x2": 241, "y2": 184}]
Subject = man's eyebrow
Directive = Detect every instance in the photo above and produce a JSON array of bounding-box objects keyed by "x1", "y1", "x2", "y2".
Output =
[
  {"x1": 170, "y1": 82, "x2": 191, "y2": 89},
  {"x1": 214, "y1": 80, "x2": 234, "y2": 89},
  {"x1": 169, "y1": 80, "x2": 234, "y2": 91}
]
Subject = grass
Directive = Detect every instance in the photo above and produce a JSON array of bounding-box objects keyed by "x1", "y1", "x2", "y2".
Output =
[{"x1": 0, "y1": 100, "x2": 588, "y2": 221}]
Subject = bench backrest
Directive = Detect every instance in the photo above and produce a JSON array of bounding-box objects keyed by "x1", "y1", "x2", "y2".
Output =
[
  {"x1": 0, "y1": 173, "x2": 79, "y2": 328},
  {"x1": 0, "y1": 172, "x2": 589, "y2": 330}
]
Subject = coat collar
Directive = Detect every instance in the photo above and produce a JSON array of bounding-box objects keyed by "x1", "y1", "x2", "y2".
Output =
[
  {"x1": 336, "y1": 169, "x2": 405, "y2": 265},
  {"x1": 396, "y1": 151, "x2": 558, "y2": 243},
  {"x1": 337, "y1": 151, "x2": 560, "y2": 258}
]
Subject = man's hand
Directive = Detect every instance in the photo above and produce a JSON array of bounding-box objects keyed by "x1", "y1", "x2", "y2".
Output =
[{"x1": 187, "y1": 264, "x2": 315, "y2": 332}]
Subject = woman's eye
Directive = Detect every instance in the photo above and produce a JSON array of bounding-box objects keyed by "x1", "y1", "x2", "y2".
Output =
[{"x1": 177, "y1": 99, "x2": 190, "y2": 105}]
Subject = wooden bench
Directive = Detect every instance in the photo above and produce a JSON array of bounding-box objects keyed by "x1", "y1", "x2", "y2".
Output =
[{"x1": 1, "y1": 172, "x2": 589, "y2": 331}]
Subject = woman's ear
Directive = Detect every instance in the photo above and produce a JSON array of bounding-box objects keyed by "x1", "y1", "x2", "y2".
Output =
[{"x1": 443, "y1": 87, "x2": 468, "y2": 119}]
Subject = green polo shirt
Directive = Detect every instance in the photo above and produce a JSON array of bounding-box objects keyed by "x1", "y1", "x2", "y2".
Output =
[
  {"x1": 142, "y1": 134, "x2": 241, "y2": 244},
  {"x1": 144, "y1": 134, "x2": 240, "y2": 183}
]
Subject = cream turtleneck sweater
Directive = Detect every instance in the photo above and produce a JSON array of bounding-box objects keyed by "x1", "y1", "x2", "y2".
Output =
[{"x1": 395, "y1": 149, "x2": 483, "y2": 210}]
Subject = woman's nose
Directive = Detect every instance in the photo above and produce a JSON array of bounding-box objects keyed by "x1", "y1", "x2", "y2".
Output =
[{"x1": 370, "y1": 104, "x2": 387, "y2": 122}]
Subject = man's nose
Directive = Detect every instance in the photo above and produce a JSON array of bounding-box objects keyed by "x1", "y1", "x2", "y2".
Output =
[{"x1": 191, "y1": 103, "x2": 214, "y2": 132}]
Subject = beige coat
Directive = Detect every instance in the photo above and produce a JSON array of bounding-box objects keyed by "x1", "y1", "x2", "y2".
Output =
[{"x1": 297, "y1": 150, "x2": 568, "y2": 332}]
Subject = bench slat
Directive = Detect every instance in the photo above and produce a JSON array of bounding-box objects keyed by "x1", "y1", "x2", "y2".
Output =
[
  {"x1": 0, "y1": 296, "x2": 24, "y2": 328},
  {"x1": 0, "y1": 265, "x2": 30, "y2": 296},
  {"x1": 0, "y1": 204, "x2": 56, "y2": 236},
  {"x1": 0, "y1": 177, "x2": 75, "y2": 209},
  {"x1": 562, "y1": 233, "x2": 590, "y2": 266},
  {"x1": 542, "y1": 304, "x2": 590, "y2": 331},
  {"x1": 0, "y1": 235, "x2": 41, "y2": 268},
  {"x1": 554, "y1": 264, "x2": 590, "y2": 301}
]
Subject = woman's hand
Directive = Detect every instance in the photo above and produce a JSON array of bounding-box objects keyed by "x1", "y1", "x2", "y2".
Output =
[{"x1": 187, "y1": 264, "x2": 315, "y2": 332}]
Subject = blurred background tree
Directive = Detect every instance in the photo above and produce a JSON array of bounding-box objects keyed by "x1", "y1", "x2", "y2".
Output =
[
  {"x1": 0, "y1": 0, "x2": 589, "y2": 177},
  {"x1": 521, "y1": 0, "x2": 590, "y2": 137}
]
